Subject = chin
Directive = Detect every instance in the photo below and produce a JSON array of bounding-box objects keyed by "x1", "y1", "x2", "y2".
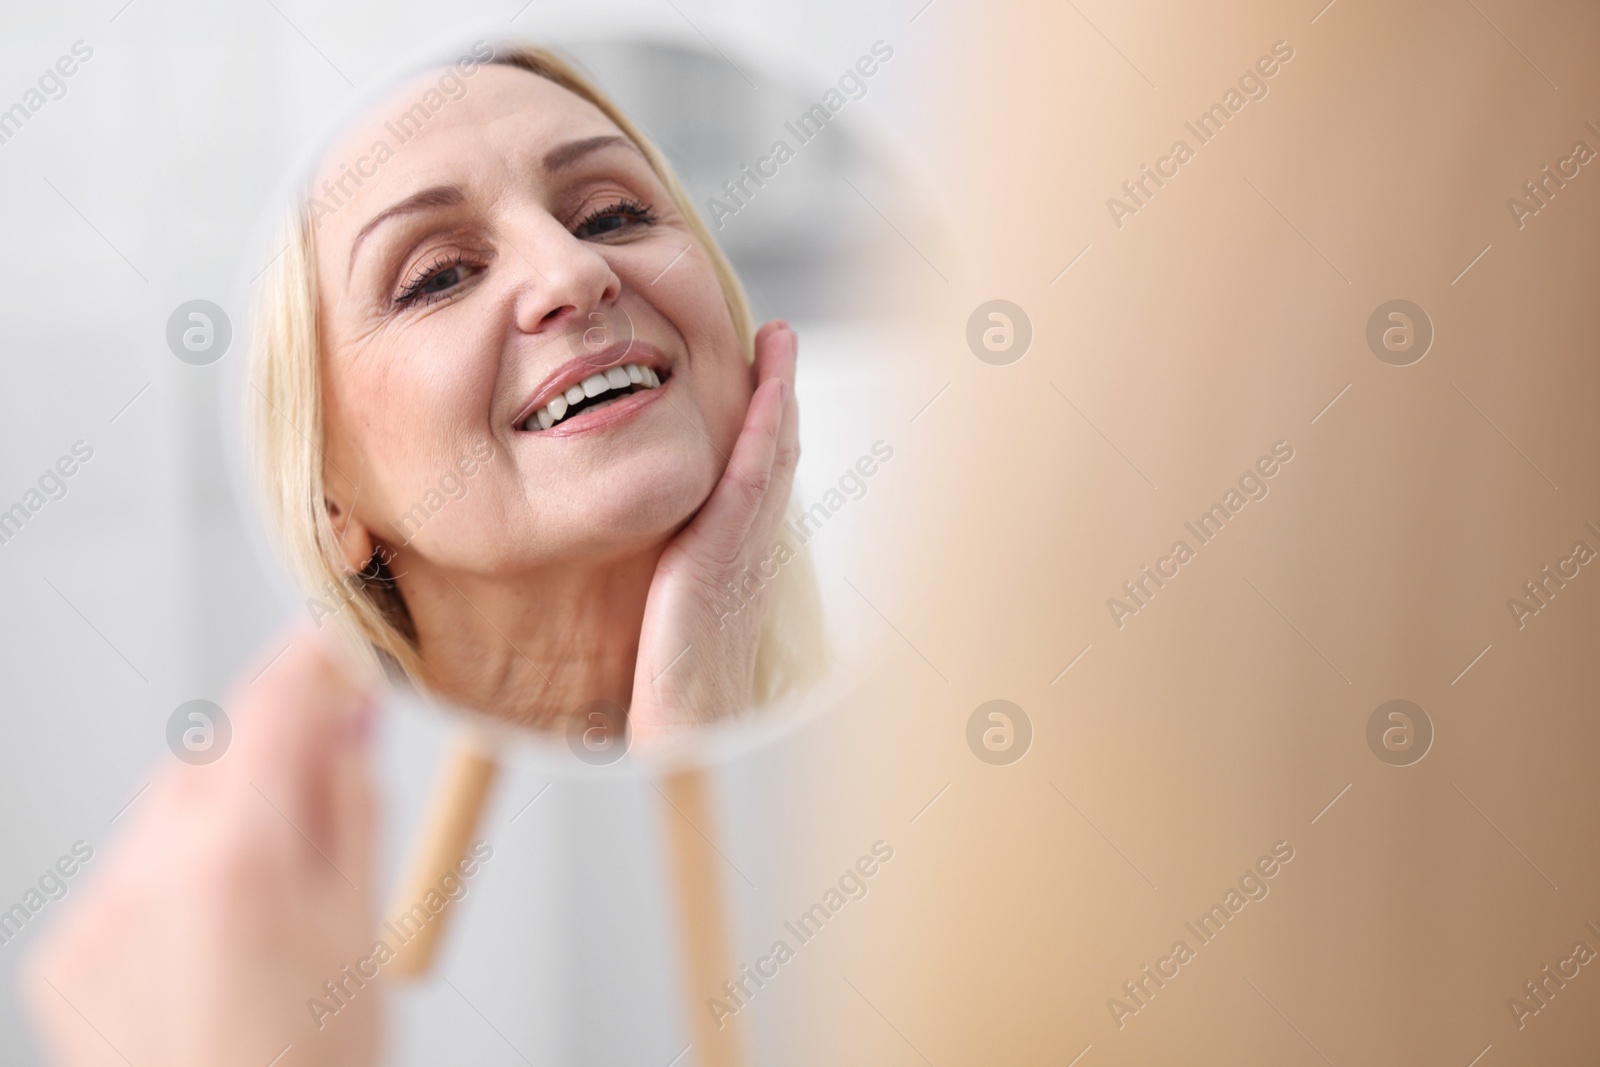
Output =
[{"x1": 549, "y1": 447, "x2": 721, "y2": 558}]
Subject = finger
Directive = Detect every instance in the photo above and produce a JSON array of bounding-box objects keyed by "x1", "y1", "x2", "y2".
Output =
[
  {"x1": 681, "y1": 374, "x2": 787, "y2": 567},
  {"x1": 752, "y1": 320, "x2": 798, "y2": 443},
  {"x1": 752, "y1": 318, "x2": 797, "y2": 393},
  {"x1": 229, "y1": 624, "x2": 375, "y2": 881},
  {"x1": 748, "y1": 323, "x2": 801, "y2": 537},
  {"x1": 327, "y1": 707, "x2": 377, "y2": 894},
  {"x1": 752, "y1": 321, "x2": 798, "y2": 453}
]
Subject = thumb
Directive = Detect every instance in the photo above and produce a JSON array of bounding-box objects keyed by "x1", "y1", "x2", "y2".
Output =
[{"x1": 230, "y1": 623, "x2": 376, "y2": 880}]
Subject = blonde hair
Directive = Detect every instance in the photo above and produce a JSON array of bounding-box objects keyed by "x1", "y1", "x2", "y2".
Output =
[{"x1": 249, "y1": 42, "x2": 824, "y2": 709}]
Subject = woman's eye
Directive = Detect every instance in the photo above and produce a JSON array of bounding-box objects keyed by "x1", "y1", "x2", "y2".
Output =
[
  {"x1": 417, "y1": 265, "x2": 464, "y2": 294},
  {"x1": 395, "y1": 255, "x2": 480, "y2": 306},
  {"x1": 574, "y1": 199, "x2": 658, "y2": 239},
  {"x1": 585, "y1": 214, "x2": 629, "y2": 236}
]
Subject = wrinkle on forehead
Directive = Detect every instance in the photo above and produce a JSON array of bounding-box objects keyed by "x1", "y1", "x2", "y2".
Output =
[{"x1": 311, "y1": 64, "x2": 623, "y2": 206}]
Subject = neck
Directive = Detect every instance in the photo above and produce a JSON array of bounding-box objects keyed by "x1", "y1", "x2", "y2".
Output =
[{"x1": 393, "y1": 546, "x2": 663, "y2": 730}]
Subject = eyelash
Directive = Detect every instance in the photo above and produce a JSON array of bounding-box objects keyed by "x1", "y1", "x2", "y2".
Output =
[
  {"x1": 574, "y1": 197, "x2": 659, "y2": 238},
  {"x1": 394, "y1": 250, "x2": 480, "y2": 306},
  {"x1": 391, "y1": 198, "x2": 660, "y2": 308}
]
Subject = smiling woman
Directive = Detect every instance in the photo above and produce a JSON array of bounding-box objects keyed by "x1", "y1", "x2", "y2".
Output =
[{"x1": 248, "y1": 43, "x2": 825, "y2": 746}]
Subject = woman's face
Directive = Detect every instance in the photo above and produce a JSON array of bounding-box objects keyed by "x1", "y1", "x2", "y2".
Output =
[{"x1": 310, "y1": 62, "x2": 750, "y2": 575}]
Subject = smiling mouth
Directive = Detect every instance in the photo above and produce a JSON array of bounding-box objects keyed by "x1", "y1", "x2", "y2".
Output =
[{"x1": 519, "y1": 362, "x2": 666, "y2": 432}]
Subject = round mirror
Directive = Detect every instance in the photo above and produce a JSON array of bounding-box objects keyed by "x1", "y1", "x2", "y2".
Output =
[{"x1": 216, "y1": 23, "x2": 939, "y2": 994}]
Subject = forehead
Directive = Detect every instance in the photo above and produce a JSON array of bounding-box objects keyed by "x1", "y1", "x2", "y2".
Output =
[{"x1": 311, "y1": 64, "x2": 625, "y2": 226}]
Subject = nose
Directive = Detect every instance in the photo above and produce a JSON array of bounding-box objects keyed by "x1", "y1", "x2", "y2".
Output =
[{"x1": 509, "y1": 218, "x2": 622, "y2": 337}]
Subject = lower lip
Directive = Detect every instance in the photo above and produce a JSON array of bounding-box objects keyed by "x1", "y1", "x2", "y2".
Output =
[{"x1": 520, "y1": 377, "x2": 669, "y2": 439}]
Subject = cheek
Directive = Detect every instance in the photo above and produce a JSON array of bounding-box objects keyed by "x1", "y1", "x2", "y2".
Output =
[
  {"x1": 703, "y1": 357, "x2": 753, "y2": 452},
  {"x1": 638, "y1": 254, "x2": 750, "y2": 438},
  {"x1": 323, "y1": 326, "x2": 499, "y2": 523},
  {"x1": 627, "y1": 244, "x2": 737, "y2": 348}
]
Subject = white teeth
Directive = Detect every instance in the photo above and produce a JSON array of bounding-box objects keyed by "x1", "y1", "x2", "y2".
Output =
[{"x1": 522, "y1": 364, "x2": 664, "y2": 431}]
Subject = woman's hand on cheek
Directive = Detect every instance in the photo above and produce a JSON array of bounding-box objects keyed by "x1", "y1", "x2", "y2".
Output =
[
  {"x1": 23, "y1": 626, "x2": 382, "y2": 1067},
  {"x1": 629, "y1": 320, "x2": 800, "y2": 748}
]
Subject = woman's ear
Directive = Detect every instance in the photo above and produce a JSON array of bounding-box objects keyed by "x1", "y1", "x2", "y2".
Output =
[{"x1": 325, "y1": 495, "x2": 376, "y2": 576}]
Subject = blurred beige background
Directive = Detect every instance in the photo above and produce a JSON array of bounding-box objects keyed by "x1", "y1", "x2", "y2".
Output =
[{"x1": 774, "y1": 0, "x2": 1600, "y2": 1064}]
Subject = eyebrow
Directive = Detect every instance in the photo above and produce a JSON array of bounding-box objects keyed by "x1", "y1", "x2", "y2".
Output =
[
  {"x1": 542, "y1": 133, "x2": 640, "y2": 171},
  {"x1": 344, "y1": 135, "x2": 645, "y2": 279},
  {"x1": 347, "y1": 183, "x2": 469, "y2": 279}
]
